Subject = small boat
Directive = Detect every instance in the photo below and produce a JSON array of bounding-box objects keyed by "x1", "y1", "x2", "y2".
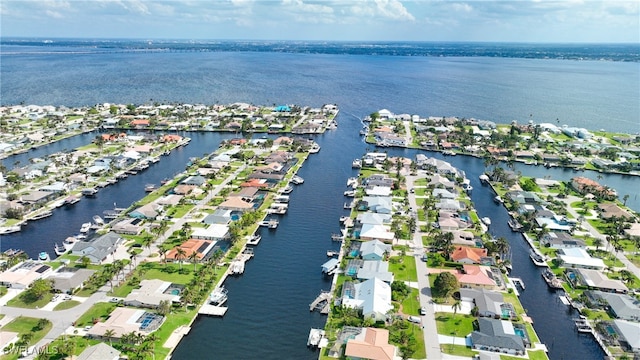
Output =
[
  {"x1": 462, "y1": 183, "x2": 473, "y2": 192},
  {"x1": 542, "y1": 269, "x2": 564, "y2": 289},
  {"x1": 63, "y1": 236, "x2": 78, "y2": 249},
  {"x1": 326, "y1": 250, "x2": 340, "y2": 257},
  {"x1": 160, "y1": 178, "x2": 170, "y2": 185},
  {"x1": 274, "y1": 195, "x2": 290, "y2": 203},
  {"x1": 291, "y1": 175, "x2": 304, "y2": 185},
  {"x1": 307, "y1": 328, "x2": 325, "y2": 347},
  {"x1": 352, "y1": 159, "x2": 362, "y2": 168},
  {"x1": 339, "y1": 216, "x2": 349, "y2": 223},
  {"x1": 530, "y1": 250, "x2": 548, "y2": 267},
  {"x1": 479, "y1": 174, "x2": 490, "y2": 184},
  {"x1": 346, "y1": 177, "x2": 358, "y2": 187},
  {"x1": 259, "y1": 219, "x2": 279, "y2": 229},
  {"x1": 308, "y1": 143, "x2": 321, "y2": 154},
  {"x1": 331, "y1": 233, "x2": 343, "y2": 241},
  {"x1": 282, "y1": 184, "x2": 294, "y2": 194},
  {"x1": 54, "y1": 243, "x2": 66, "y2": 256},
  {"x1": 209, "y1": 286, "x2": 228, "y2": 306},
  {"x1": 247, "y1": 234, "x2": 262, "y2": 246},
  {"x1": 343, "y1": 190, "x2": 356, "y2": 197},
  {"x1": 38, "y1": 251, "x2": 50, "y2": 261},
  {"x1": 79, "y1": 222, "x2": 92, "y2": 233},
  {"x1": 508, "y1": 219, "x2": 524, "y2": 232},
  {"x1": 81, "y1": 188, "x2": 98, "y2": 197},
  {"x1": 144, "y1": 184, "x2": 157, "y2": 192},
  {"x1": 63, "y1": 195, "x2": 80, "y2": 206},
  {"x1": 481, "y1": 217, "x2": 491, "y2": 226},
  {"x1": 92, "y1": 215, "x2": 105, "y2": 226},
  {"x1": 0, "y1": 225, "x2": 21, "y2": 234},
  {"x1": 30, "y1": 210, "x2": 53, "y2": 221},
  {"x1": 494, "y1": 196, "x2": 504, "y2": 204},
  {"x1": 4, "y1": 248, "x2": 25, "y2": 257},
  {"x1": 75, "y1": 234, "x2": 87, "y2": 240}
]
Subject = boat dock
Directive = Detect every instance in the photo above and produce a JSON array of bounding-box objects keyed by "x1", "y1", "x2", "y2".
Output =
[
  {"x1": 259, "y1": 218, "x2": 279, "y2": 228},
  {"x1": 309, "y1": 291, "x2": 332, "y2": 314},
  {"x1": 230, "y1": 249, "x2": 254, "y2": 275},
  {"x1": 511, "y1": 277, "x2": 525, "y2": 290},
  {"x1": 307, "y1": 328, "x2": 328, "y2": 348},
  {"x1": 198, "y1": 304, "x2": 228, "y2": 316}
]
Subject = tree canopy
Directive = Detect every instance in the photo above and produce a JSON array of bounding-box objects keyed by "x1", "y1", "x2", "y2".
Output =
[{"x1": 433, "y1": 272, "x2": 459, "y2": 299}]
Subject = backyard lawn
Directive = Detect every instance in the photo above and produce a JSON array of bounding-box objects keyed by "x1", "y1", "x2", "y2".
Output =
[
  {"x1": 75, "y1": 302, "x2": 117, "y2": 327},
  {"x1": 434, "y1": 312, "x2": 475, "y2": 336},
  {"x1": 53, "y1": 300, "x2": 81, "y2": 311},
  {"x1": 388, "y1": 255, "x2": 417, "y2": 282},
  {"x1": 6, "y1": 292, "x2": 53, "y2": 309}
]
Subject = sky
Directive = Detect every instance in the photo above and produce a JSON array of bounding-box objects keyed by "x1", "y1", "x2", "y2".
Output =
[{"x1": 1, "y1": 0, "x2": 638, "y2": 43}]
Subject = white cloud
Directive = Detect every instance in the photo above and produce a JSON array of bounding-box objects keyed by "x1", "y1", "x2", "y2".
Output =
[{"x1": 45, "y1": 10, "x2": 64, "y2": 18}]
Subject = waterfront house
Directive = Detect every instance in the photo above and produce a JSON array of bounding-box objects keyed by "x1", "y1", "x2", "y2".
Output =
[
  {"x1": 428, "y1": 174, "x2": 456, "y2": 190},
  {"x1": 111, "y1": 218, "x2": 144, "y2": 235},
  {"x1": 506, "y1": 191, "x2": 542, "y2": 205},
  {"x1": 360, "y1": 196, "x2": 393, "y2": 214},
  {"x1": 597, "y1": 203, "x2": 632, "y2": 220},
  {"x1": 571, "y1": 176, "x2": 617, "y2": 200},
  {"x1": 470, "y1": 318, "x2": 527, "y2": 355},
  {"x1": 456, "y1": 264, "x2": 499, "y2": 290},
  {"x1": 451, "y1": 246, "x2": 489, "y2": 264},
  {"x1": 540, "y1": 232, "x2": 586, "y2": 249},
  {"x1": 71, "y1": 232, "x2": 122, "y2": 264},
  {"x1": 129, "y1": 202, "x2": 162, "y2": 219},
  {"x1": 359, "y1": 240, "x2": 392, "y2": 261},
  {"x1": 358, "y1": 224, "x2": 395, "y2": 242},
  {"x1": 611, "y1": 320, "x2": 640, "y2": 353},
  {"x1": 557, "y1": 248, "x2": 606, "y2": 270},
  {"x1": 356, "y1": 260, "x2": 394, "y2": 284},
  {"x1": 39, "y1": 181, "x2": 68, "y2": 193},
  {"x1": 88, "y1": 308, "x2": 163, "y2": 339},
  {"x1": 459, "y1": 288, "x2": 515, "y2": 319},
  {"x1": 365, "y1": 186, "x2": 392, "y2": 197},
  {"x1": 344, "y1": 327, "x2": 397, "y2": 360},
  {"x1": 435, "y1": 199, "x2": 465, "y2": 211},
  {"x1": 166, "y1": 239, "x2": 215, "y2": 262},
  {"x1": 584, "y1": 291, "x2": 640, "y2": 321},
  {"x1": 341, "y1": 278, "x2": 393, "y2": 322},
  {"x1": 19, "y1": 190, "x2": 56, "y2": 205},
  {"x1": 191, "y1": 224, "x2": 229, "y2": 241},
  {"x1": 568, "y1": 268, "x2": 627, "y2": 293},
  {"x1": 624, "y1": 223, "x2": 640, "y2": 240},
  {"x1": 362, "y1": 174, "x2": 395, "y2": 188},
  {"x1": 218, "y1": 196, "x2": 254, "y2": 211},
  {"x1": 124, "y1": 279, "x2": 181, "y2": 308},
  {"x1": 0, "y1": 261, "x2": 52, "y2": 289},
  {"x1": 356, "y1": 213, "x2": 392, "y2": 226},
  {"x1": 48, "y1": 267, "x2": 95, "y2": 294},
  {"x1": 156, "y1": 194, "x2": 183, "y2": 206},
  {"x1": 446, "y1": 230, "x2": 477, "y2": 247},
  {"x1": 432, "y1": 188, "x2": 457, "y2": 199},
  {"x1": 77, "y1": 343, "x2": 121, "y2": 360},
  {"x1": 202, "y1": 209, "x2": 233, "y2": 225},
  {"x1": 180, "y1": 175, "x2": 206, "y2": 186},
  {"x1": 535, "y1": 215, "x2": 574, "y2": 233}
]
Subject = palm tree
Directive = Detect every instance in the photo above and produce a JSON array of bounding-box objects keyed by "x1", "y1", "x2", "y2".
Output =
[
  {"x1": 103, "y1": 329, "x2": 115, "y2": 346},
  {"x1": 593, "y1": 238, "x2": 603, "y2": 251},
  {"x1": 188, "y1": 250, "x2": 199, "y2": 271},
  {"x1": 452, "y1": 299, "x2": 462, "y2": 317},
  {"x1": 157, "y1": 247, "x2": 167, "y2": 265},
  {"x1": 175, "y1": 247, "x2": 187, "y2": 269}
]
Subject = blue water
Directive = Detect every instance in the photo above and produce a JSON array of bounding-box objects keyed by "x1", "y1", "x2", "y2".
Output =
[{"x1": 2, "y1": 40, "x2": 634, "y2": 360}]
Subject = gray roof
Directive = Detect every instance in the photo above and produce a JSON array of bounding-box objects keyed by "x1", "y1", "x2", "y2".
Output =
[
  {"x1": 49, "y1": 267, "x2": 96, "y2": 292},
  {"x1": 77, "y1": 343, "x2": 120, "y2": 360},
  {"x1": 612, "y1": 319, "x2": 640, "y2": 351},
  {"x1": 356, "y1": 260, "x2": 394, "y2": 283},
  {"x1": 588, "y1": 291, "x2": 640, "y2": 321},
  {"x1": 460, "y1": 288, "x2": 504, "y2": 315},
  {"x1": 71, "y1": 232, "x2": 122, "y2": 264},
  {"x1": 471, "y1": 318, "x2": 525, "y2": 351}
]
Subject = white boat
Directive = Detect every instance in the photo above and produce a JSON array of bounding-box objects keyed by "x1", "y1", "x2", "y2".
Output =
[
  {"x1": 282, "y1": 184, "x2": 294, "y2": 194},
  {"x1": 309, "y1": 143, "x2": 321, "y2": 153},
  {"x1": 92, "y1": 215, "x2": 105, "y2": 226},
  {"x1": 274, "y1": 195, "x2": 290, "y2": 203},
  {"x1": 81, "y1": 188, "x2": 98, "y2": 197},
  {"x1": 63, "y1": 236, "x2": 78, "y2": 249},
  {"x1": 64, "y1": 195, "x2": 80, "y2": 206},
  {"x1": 79, "y1": 222, "x2": 92, "y2": 233},
  {"x1": 530, "y1": 250, "x2": 548, "y2": 267},
  {"x1": 0, "y1": 225, "x2": 21, "y2": 234},
  {"x1": 494, "y1": 196, "x2": 504, "y2": 204},
  {"x1": 346, "y1": 177, "x2": 358, "y2": 187},
  {"x1": 291, "y1": 175, "x2": 304, "y2": 185},
  {"x1": 462, "y1": 183, "x2": 473, "y2": 192},
  {"x1": 479, "y1": 174, "x2": 490, "y2": 184},
  {"x1": 343, "y1": 190, "x2": 356, "y2": 197},
  {"x1": 144, "y1": 184, "x2": 157, "y2": 192},
  {"x1": 209, "y1": 286, "x2": 228, "y2": 306},
  {"x1": 247, "y1": 234, "x2": 262, "y2": 246},
  {"x1": 307, "y1": 328, "x2": 325, "y2": 347},
  {"x1": 481, "y1": 217, "x2": 491, "y2": 226},
  {"x1": 54, "y1": 243, "x2": 66, "y2": 256},
  {"x1": 351, "y1": 159, "x2": 362, "y2": 168},
  {"x1": 259, "y1": 219, "x2": 279, "y2": 229},
  {"x1": 38, "y1": 251, "x2": 50, "y2": 261}
]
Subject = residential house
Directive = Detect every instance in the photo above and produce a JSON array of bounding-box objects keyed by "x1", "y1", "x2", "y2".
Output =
[
  {"x1": 359, "y1": 224, "x2": 395, "y2": 242},
  {"x1": 435, "y1": 199, "x2": 465, "y2": 211},
  {"x1": 87, "y1": 308, "x2": 162, "y2": 339},
  {"x1": 344, "y1": 328, "x2": 397, "y2": 360},
  {"x1": 124, "y1": 279, "x2": 181, "y2": 308},
  {"x1": 611, "y1": 320, "x2": 640, "y2": 353},
  {"x1": 432, "y1": 188, "x2": 457, "y2": 199},
  {"x1": 471, "y1": 318, "x2": 527, "y2": 355},
  {"x1": 77, "y1": 343, "x2": 121, "y2": 360},
  {"x1": 540, "y1": 232, "x2": 586, "y2": 249},
  {"x1": 460, "y1": 288, "x2": 515, "y2": 319},
  {"x1": 451, "y1": 246, "x2": 489, "y2": 264},
  {"x1": 365, "y1": 186, "x2": 392, "y2": 197},
  {"x1": 359, "y1": 239, "x2": 392, "y2": 261},
  {"x1": 558, "y1": 248, "x2": 606, "y2": 270},
  {"x1": 356, "y1": 260, "x2": 394, "y2": 284},
  {"x1": 584, "y1": 291, "x2": 640, "y2": 321},
  {"x1": 111, "y1": 218, "x2": 144, "y2": 235},
  {"x1": 597, "y1": 203, "x2": 632, "y2": 220},
  {"x1": 166, "y1": 239, "x2": 215, "y2": 262},
  {"x1": 363, "y1": 174, "x2": 394, "y2": 188},
  {"x1": 48, "y1": 267, "x2": 96, "y2": 294},
  {"x1": 191, "y1": 224, "x2": 229, "y2": 241},
  {"x1": 360, "y1": 196, "x2": 393, "y2": 214},
  {"x1": 218, "y1": 197, "x2": 254, "y2": 211},
  {"x1": 71, "y1": 232, "x2": 122, "y2": 264},
  {"x1": 356, "y1": 213, "x2": 392, "y2": 226},
  {"x1": 129, "y1": 202, "x2": 162, "y2": 219},
  {"x1": 203, "y1": 209, "x2": 233, "y2": 225},
  {"x1": 456, "y1": 264, "x2": 499, "y2": 290},
  {"x1": 569, "y1": 268, "x2": 627, "y2": 293},
  {"x1": 0, "y1": 261, "x2": 52, "y2": 289},
  {"x1": 341, "y1": 278, "x2": 393, "y2": 322}
]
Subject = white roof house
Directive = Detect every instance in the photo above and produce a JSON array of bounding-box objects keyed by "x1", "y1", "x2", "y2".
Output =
[
  {"x1": 124, "y1": 279, "x2": 180, "y2": 308},
  {"x1": 0, "y1": 261, "x2": 52, "y2": 289},
  {"x1": 361, "y1": 196, "x2": 393, "y2": 214},
  {"x1": 360, "y1": 239, "x2": 392, "y2": 261},
  {"x1": 365, "y1": 186, "x2": 392, "y2": 197},
  {"x1": 359, "y1": 224, "x2": 395, "y2": 242},
  {"x1": 558, "y1": 248, "x2": 605, "y2": 270},
  {"x1": 342, "y1": 278, "x2": 393, "y2": 322},
  {"x1": 191, "y1": 224, "x2": 229, "y2": 241},
  {"x1": 357, "y1": 213, "x2": 392, "y2": 226}
]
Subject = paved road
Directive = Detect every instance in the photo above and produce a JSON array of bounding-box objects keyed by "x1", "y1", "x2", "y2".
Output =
[{"x1": 406, "y1": 173, "x2": 443, "y2": 360}]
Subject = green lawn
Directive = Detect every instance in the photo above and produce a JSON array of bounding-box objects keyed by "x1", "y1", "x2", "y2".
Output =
[
  {"x1": 152, "y1": 307, "x2": 199, "y2": 359},
  {"x1": 6, "y1": 292, "x2": 53, "y2": 309},
  {"x1": 441, "y1": 344, "x2": 477, "y2": 357},
  {"x1": 400, "y1": 288, "x2": 421, "y2": 316},
  {"x1": 1, "y1": 316, "x2": 52, "y2": 360},
  {"x1": 168, "y1": 204, "x2": 195, "y2": 218},
  {"x1": 434, "y1": 312, "x2": 475, "y2": 336},
  {"x1": 138, "y1": 262, "x2": 199, "y2": 284},
  {"x1": 388, "y1": 256, "x2": 417, "y2": 282},
  {"x1": 414, "y1": 178, "x2": 427, "y2": 186},
  {"x1": 53, "y1": 300, "x2": 81, "y2": 311},
  {"x1": 75, "y1": 302, "x2": 117, "y2": 327},
  {"x1": 109, "y1": 282, "x2": 136, "y2": 297}
]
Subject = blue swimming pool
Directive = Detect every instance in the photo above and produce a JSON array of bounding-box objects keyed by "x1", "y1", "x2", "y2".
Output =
[
  {"x1": 459, "y1": 212, "x2": 471, "y2": 222},
  {"x1": 514, "y1": 328, "x2": 526, "y2": 338}
]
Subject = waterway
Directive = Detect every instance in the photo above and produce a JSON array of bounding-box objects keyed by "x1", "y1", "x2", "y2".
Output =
[{"x1": 2, "y1": 123, "x2": 630, "y2": 359}]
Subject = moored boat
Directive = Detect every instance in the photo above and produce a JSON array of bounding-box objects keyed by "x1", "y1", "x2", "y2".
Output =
[
  {"x1": 144, "y1": 184, "x2": 157, "y2": 192},
  {"x1": 291, "y1": 175, "x2": 304, "y2": 185},
  {"x1": 38, "y1": 251, "x2": 50, "y2": 261},
  {"x1": 351, "y1": 159, "x2": 362, "y2": 168},
  {"x1": 530, "y1": 250, "x2": 548, "y2": 267},
  {"x1": 63, "y1": 195, "x2": 80, "y2": 206},
  {"x1": 0, "y1": 225, "x2": 22, "y2": 234},
  {"x1": 209, "y1": 286, "x2": 228, "y2": 306},
  {"x1": 494, "y1": 195, "x2": 504, "y2": 204},
  {"x1": 81, "y1": 188, "x2": 98, "y2": 197},
  {"x1": 282, "y1": 184, "x2": 294, "y2": 194},
  {"x1": 80, "y1": 222, "x2": 92, "y2": 233},
  {"x1": 54, "y1": 243, "x2": 66, "y2": 256},
  {"x1": 481, "y1": 217, "x2": 492, "y2": 226},
  {"x1": 30, "y1": 210, "x2": 53, "y2": 221}
]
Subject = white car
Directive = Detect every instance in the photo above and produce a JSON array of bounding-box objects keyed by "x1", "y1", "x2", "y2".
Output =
[
  {"x1": 420, "y1": 307, "x2": 427, "y2": 315},
  {"x1": 408, "y1": 316, "x2": 421, "y2": 324}
]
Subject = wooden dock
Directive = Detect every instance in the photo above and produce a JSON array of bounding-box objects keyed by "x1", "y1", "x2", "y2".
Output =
[
  {"x1": 198, "y1": 304, "x2": 228, "y2": 316},
  {"x1": 309, "y1": 291, "x2": 332, "y2": 314}
]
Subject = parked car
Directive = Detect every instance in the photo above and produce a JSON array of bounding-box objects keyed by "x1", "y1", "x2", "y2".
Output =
[
  {"x1": 408, "y1": 316, "x2": 421, "y2": 324},
  {"x1": 420, "y1": 307, "x2": 427, "y2": 315}
]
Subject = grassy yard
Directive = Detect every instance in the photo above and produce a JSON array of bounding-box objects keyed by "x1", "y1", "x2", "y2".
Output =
[
  {"x1": 400, "y1": 288, "x2": 421, "y2": 316},
  {"x1": 53, "y1": 300, "x2": 81, "y2": 311},
  {"x1": 138, "y1": 262, "x2": 200, "y2": 284},
  {"x1": 6, "y1": 292, "x2": 54, "y2": 309},
  {"x1": 440, "y1": 344, "x2": 477, "y2": 357},
  {"x1": 152, "y1": 307, "x2": 199, "y2": 359},
  {"x1": 434, "y1": 312, "x2": 475, "y2": 336},
  {"x1": 1, "y1": 317, "x2": 52, "y2": 360},
  {"x1": 388, "y1": 256, "x2": 417, "y2": 282},
  {"x1": 75, "y1": 302, "x2": 117, "y2": 327},
  {"x1": 167, "y1": 204, "x2": 195, "y2": 218},
  {"x1": 109, "y1": 282, "x2": 136, "y2": 297}
]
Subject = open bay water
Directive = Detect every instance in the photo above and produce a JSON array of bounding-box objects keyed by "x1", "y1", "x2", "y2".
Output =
[{"x1": 2, "y1": 41, "x2": 639, "y2": 359}]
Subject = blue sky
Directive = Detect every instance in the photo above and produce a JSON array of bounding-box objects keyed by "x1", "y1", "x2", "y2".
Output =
[{"x1": 1, "y1": 1, "x2": 638, "y2": 42}]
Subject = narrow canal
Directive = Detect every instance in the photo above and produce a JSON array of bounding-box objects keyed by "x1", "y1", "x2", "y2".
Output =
[{"x1": 2, "y1": 122, "x2": 628, "y2": 359}]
